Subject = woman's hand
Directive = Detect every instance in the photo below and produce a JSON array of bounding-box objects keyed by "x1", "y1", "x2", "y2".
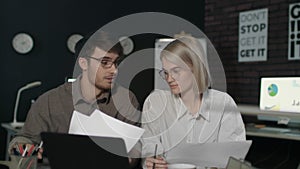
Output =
[{"x1": 145, "y1": 156, "x2": 167, "y2": 169}]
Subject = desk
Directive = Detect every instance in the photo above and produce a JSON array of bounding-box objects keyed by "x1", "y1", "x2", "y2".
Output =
[
  {"x1": 1, "y1": 123, "x2": 22, "y2": 161},
  {"x1": 238, "y1": 104, "x2": 300, "y2": 141},
  {"x1": 0, "y1": 160, "x2": 51, "y2": 169},
  {"x1": 245, "y1": 125, "x2": 300, "y2": 141}
]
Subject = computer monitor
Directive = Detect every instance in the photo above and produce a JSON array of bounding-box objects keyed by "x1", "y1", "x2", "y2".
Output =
[{"x1": 258, "y1": 77, "x2": 300, "y2": 126}]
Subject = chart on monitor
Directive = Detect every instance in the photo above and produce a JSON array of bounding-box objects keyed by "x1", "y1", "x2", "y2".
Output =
[{"x1": 259, "y1": 77, "x2": 300, "y2": 125}]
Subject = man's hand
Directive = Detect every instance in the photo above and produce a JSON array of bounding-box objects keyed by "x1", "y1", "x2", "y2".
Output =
[{"x1": 37, "y1": 147, "x2": 43, "y2": 159}]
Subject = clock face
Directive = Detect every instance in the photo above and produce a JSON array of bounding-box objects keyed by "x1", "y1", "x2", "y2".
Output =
[
  {"x1": 67, "y1": 34, "x2": 83, "y2": 53},
  {"x1": 12, "y1": 33, "x2": 34, "y2": 54},
  {"x1": 119, "y1": 36, "x2": 134, "y2": 55}
]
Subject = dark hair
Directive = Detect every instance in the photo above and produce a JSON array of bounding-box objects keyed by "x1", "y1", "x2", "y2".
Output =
[
  {"x1": 74, "y1": 30, "x2": 123, "y2": 60},
  {"x1": 74, "y1": 35, "x2": 89, "y2": 60}
]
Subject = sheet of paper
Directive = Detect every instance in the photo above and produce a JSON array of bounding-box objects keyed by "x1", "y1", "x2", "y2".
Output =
[
  {"x1": 69, "y1": 110, "x2": 144, "y2": 152},
  {"x1": 165, "y1": 141, "x2": 252, "y2": 168}
]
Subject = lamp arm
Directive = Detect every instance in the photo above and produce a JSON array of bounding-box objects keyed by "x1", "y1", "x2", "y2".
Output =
[
  {"x1": 12, "y1": 86, "x2": 27, "y2": 124},
  {"x1": 11, "y1": 81, "x2": 42, "y2": 127}
]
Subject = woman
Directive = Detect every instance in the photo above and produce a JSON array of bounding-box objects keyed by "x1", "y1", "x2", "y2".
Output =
[{"x1": 141, "y1": 36, "x2": 246, "y2": 169}]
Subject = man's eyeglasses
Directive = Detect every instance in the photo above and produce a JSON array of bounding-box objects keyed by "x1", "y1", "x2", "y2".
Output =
[
  {"x1": 159, "y1": 67, "x2": 187, "y2": 80},
  {"x1": 86, "y1": 56, "x2": 121, "y2": 68}
]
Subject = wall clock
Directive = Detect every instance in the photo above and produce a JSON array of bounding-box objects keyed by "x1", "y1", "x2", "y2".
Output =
[
  {"x1": 119, "y1": 36, "x2": 134, "y2": 55},
  {"x1": 12, "y1": 33, "x2": 34, "y2": 54},
  {"x1": 67, "y1": 34, "x2": 83, "y2": 53}
]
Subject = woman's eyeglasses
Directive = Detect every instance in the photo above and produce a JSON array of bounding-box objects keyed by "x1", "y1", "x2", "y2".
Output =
[{"x1": 159, "y1": 67, "x2": 187, "y2": 80}]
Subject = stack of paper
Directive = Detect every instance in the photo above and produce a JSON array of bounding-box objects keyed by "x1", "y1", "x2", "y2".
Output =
[
  {"x1": 68, "y1": 109, "x2": 144, "y2": 153},
  {"x1": 165, "y1": 141, "x2": 252, "y2": 168}
]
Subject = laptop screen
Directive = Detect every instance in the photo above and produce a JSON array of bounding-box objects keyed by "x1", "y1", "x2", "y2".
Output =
[{"x1": 259, "y1": 77, "x2": 300, "y2": 113}]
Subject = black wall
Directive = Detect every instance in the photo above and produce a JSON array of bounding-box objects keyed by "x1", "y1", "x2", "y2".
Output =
[{"x1": 0, "y1": 0, "x2": 204, "y2": 160}]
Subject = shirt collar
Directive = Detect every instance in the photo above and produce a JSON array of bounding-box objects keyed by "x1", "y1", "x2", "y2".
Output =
[
  {"x1": 97, "y1": 91, "x2": 111, "y2": 104},
  {"x1": 177, "y1": 90, "x2": 210, "y2": 121}
]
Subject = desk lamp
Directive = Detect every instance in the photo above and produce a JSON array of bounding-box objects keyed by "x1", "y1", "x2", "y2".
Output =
[{"x1": 10, "y1": 81, "x2": 42, "y2": 128}]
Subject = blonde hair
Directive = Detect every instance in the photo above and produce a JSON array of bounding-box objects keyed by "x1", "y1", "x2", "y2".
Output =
[{"x1": 160, "y1": 36, "x2": 211, "y2": 93}]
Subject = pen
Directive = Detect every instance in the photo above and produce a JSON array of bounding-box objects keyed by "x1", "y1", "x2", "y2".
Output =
[
  {"x1": 22, "y1": 146, "x2": 28, "y2": 157},
  {"x1": 27, "y1": 144, "x2": 35, "y2": 157},
  {"x1": 18, "y1": 144, "x2": 24, "y2": 155},
  {"x1": 152, "y1": 144, "x2": 158, "y2": 169},
  {"x1": 17, "y1": 146, "x2": 28, "y2": 168},
  {"x1": 12, "y1": 148, "x2": 20, "y2": 156},
  {"x1": 14, "y1": 143, "x2": 21, "y2": 155},
  {"x1": 32, "y1": 141, "x2": 43, "y2": 156},
  {"x1": 36, "y1": 141, "x2": 43, "y2": 150}
]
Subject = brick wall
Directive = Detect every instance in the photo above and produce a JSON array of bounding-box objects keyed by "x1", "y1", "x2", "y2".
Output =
[{"x1": 204, "y1": 0, "x2": 300, "y2": 104}]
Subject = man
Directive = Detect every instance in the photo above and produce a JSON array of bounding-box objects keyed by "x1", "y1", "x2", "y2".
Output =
[{"x1": 9, "y1": 30, "x2": 141, "y2": 168}]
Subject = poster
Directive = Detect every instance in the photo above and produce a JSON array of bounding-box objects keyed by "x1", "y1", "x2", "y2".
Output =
[
  {"x1": 238, "y1": 8, "x2": 268, "y2": 62},
  {"x1": 288, "y1": 3, "x2": 300, "y2": 60}
]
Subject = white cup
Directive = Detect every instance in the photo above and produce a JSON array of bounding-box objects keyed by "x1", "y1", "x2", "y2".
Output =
[{"x1": 168, "y1": 163, "x2": 197, "y2": 169}]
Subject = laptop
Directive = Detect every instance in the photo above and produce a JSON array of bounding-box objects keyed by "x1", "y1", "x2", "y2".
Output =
[{"x1": 41, "y1": 132, "x2": 131, "y2": 169}]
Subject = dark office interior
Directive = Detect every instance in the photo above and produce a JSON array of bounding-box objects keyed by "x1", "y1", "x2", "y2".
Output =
[{"x1": 1, "y1": 0, "x2": 300, "y2": 169}]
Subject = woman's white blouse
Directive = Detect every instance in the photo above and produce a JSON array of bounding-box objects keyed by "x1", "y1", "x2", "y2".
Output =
[{"x1": 141, "y1": 89, "x2": 246, "y2": 158}]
